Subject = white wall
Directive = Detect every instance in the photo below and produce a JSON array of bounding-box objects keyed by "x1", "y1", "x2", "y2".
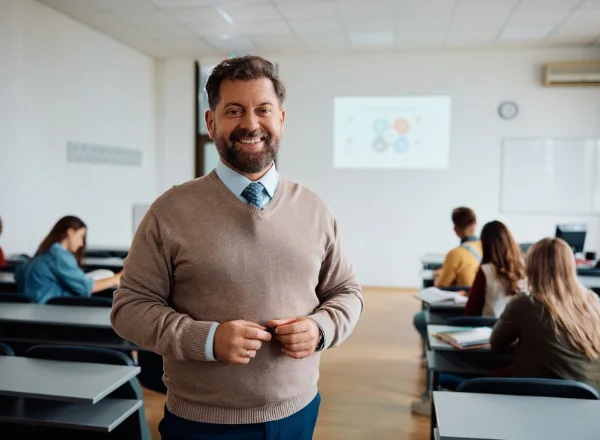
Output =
[
  {"x1": 0, "y1": 0, "x2": 156, "y2": 255},
  {"x1": 199, "y1": 47, "x2": 600, "y2": 287},
  {"x1": 155, "y1": 59, "x2": 196, "y2": 195}
]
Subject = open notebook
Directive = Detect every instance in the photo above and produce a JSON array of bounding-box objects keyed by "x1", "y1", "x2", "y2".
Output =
[
  {"x1": 433, "y1": 327, "x2": 493, "y2": 350},
  {"x1": 414, "y1": 287, "x2": 468, "y2": 305},
  {"x1": 85, "y1": 269, "x2": 115, "y2": 281}
]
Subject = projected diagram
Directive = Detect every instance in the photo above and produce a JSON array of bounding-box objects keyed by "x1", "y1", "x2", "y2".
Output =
[
  {"x1": 333, "y1": 97, "x2": 451, "y2": 169},
  {"x1": 371, "y1": 117, "x2": 417, "y2": 154}
]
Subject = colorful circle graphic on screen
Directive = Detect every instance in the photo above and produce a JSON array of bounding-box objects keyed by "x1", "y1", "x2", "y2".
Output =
[
  {"x1": 394, "y1": 137, "x2": 410, "y2": 153},
  {"x1": 394, "y1": 119, "x2": 410, "y2": 135},
  {"x1": 373, "y1": 119, "x2": 389, "y2": 135},
  {"x1": 372, "y1": 137, "x2": 388, "y2": 152}
]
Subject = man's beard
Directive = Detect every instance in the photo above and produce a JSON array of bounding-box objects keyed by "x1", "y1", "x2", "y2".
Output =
[{"x1": 214, "y1": 126, "x2": 280, "y2": 174}]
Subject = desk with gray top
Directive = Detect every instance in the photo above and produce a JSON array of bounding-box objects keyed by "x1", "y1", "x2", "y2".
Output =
[
  {"x1": 0, "y1": 356, "x2": 139, "y2": 403},
  {"x1": 0, "y1": 303, "x2": 141, "y2": 351},
  {"x1": 433, "y1": 391, "x2": 600, "y2": 440},
  {"x1": 0, "y1": 356, "x2": 141, "y2": 432}
]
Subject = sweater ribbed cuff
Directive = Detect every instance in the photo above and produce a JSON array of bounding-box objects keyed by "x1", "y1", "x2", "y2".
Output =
[
  {"x1": 307, "y1": 311, "x2": 336, "y2": 350},
  {"x1": 180, "y1": 320, "x2": 217, "y2": 361}
]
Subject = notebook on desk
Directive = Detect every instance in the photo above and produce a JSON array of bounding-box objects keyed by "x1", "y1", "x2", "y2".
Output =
[
  {"x1": 433, "y1": 327, "x2": 492, "y2": 350},
  {"x1": 414, "y1": 287, "x2": 468, "y2": 305}
]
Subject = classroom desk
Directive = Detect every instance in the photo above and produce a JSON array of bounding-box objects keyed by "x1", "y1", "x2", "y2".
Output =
[
  {"x1": 0, "y1": 356, "x2": 140, "y2": 403},
  {"x1": 86, "y1": 247, "x2": 129, "y2": 259},
  {"x1": 433, "y1": 391, "x2": 600, "y2": 440},
  {"x1": 427, "y1": 325, "x2": 491, "y2": 353},
  {"x1": 0, "y1": 396, "x2": 142, "y2": 433},
  {"x1": 83, "y1": 257, "x2": 125, "y2": 272},
  {"x1": 0, "y1": 304, "x2": 142, "y2": 352},
  {"x1": 0, "y1": 272, "x2": 17, "y2": 293},
  {"x1": 421, "y1": 254, "x2": 444, "y2": 270},
  {"x1": 0, "y1": 304, "x2": 111, "y2": 329}
]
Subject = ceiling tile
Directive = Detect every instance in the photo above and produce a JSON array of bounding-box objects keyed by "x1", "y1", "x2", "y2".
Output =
[
  {"x1": 498, "y1": 25, "x2": 554, "y2": 43},
  {"x1": 185, "y1": 22, "x2": 240, "y2": 37},
  {"x1": 580, "y1": 0, "x2": 600, "y2": 9},
  {"x1": 237, "y1": 21, "x2": 292, "y2": 34},
  {"x1": 335, "y1": 0, "x2": 394, "y2": 18},
  {"x1": 86, "y1": 0, "x2": 152, "y2": 9},
  {"x1": 288, "y1": 19, "x2": 342, "y2": 34},
  {"x1": 166, "y1": 7, "x2": 225, "y2": 24},
  {"x1": 276, "y1": 2, "x2": 337, "y2": 20},
  {"x1": 453, "y1": 0, "x2": 518, "y2": 21},
  {"x1": 348, "y1": 32, "x2": 394, "y2": 50},
  {"x1": 341, "y1": 17, "x2": 395, "y2": 33},
  {"x1": 397, "y1": 16, "x2": 450, "y2": 36},
  {"x1": 395, "y1": 0, "x2": 456, "y2": 17},
  {"x1": 517, "y1": 0, "x2": 580, "y2": 13},
  {"x1": 152, "y1": 0, "x2": 214, "y2": 6},
  {"x1": 204, "y1": 35, "x2": 255, "y2": 55},
  {"x1": 396, "y1": 34, "x2": 445, "y2": 48},
  {"x1": 250, "y1": 33, "x2": 300, "y2": 46},
  {"x1": 300, "y1": 32, "x2": 351, "y2": 52},
  {"x1": 113, "y1": 9, "x2": 179, "y2": 29},
  {"x1": 507, "y1": 11, "x2": 570, "y2": 27},
  {"x1": 222, "y1": 3, "x2": 283, "y2": 21}
]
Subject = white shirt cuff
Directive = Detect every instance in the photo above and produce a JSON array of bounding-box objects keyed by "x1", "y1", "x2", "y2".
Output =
[{"x1": 204, "y1": 322, "x2": 219, "y2": 361}]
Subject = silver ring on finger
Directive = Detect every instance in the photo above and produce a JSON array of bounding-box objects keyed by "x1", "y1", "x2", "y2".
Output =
[{"x1": 246, "y1": 349, "x2": 250, "y2": 358}]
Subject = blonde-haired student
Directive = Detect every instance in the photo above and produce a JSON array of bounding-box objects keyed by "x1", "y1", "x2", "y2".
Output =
[{"x1": 491, "y1": 237, "x2": 600, "y2": 390}]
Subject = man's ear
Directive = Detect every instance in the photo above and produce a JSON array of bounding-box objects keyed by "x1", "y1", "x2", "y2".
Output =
[
  {"x1": 280, "y1": 108, "x2": 286, "y2": 131},
  {"x1": 205, "y1": 110, "x2": 215, "y2": 139}
]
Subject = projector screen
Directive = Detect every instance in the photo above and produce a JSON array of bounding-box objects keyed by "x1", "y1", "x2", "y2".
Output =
[{"x1": 333, "y1": 96, "x2": 451, "y2": 169}]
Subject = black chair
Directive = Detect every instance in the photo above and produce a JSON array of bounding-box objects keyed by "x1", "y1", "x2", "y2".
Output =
[
  {"x1": 457, "y1": 377, "x2": 600, "y2": 400},
  {"x1": 0, "y1": 293, "x2": 34, "y2": 303},
  {"x1": 46, "y1": 296, "x2": 112, "y2": 308},
  {"x1": 136, "y1": 351, "x2": 167, "y2": 394},
  {"x1": 25, "y1": 345, "x2": 152, "y2": 439},
  {"x1": 447, "y1": 316, "x2": 498, "y2": 327},
  {"x1": 0, "y1": 342, "x2": 14, "y2": 356}
]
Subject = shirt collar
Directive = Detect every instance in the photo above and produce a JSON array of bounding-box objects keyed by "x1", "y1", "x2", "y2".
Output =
[{"x1": 216, "y1": 160, "x2": 279, "y2": 198}]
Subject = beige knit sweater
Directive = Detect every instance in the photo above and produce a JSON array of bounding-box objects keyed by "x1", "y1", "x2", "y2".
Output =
[{"x1": 111, "y1": 171, "x2": 363, "y2": 424}]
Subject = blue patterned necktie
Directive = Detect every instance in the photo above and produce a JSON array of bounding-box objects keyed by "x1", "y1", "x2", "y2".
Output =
[{"x1": 241, "y1": 182, "x2": 265, "y2": 210}]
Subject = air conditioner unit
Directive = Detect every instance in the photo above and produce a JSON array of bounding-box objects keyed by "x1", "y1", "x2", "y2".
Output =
[{"x1": 544, "y1": 61, "x2": 600, "y2": 86}]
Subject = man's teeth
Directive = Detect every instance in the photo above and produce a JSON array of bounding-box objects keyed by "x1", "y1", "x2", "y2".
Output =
[{"x1": 238, "y1": 138, "x2": 262, "y2": 144}]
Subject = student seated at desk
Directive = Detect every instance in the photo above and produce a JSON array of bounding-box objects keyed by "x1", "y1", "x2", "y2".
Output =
[
  {"x1": 14, "y1": 216, "x2": 122, "y2": 304},
  {"x1": 465, "y1": 221, "x2": 526, "y2": 317},
  {"x1": 411, "y1": 207, "x2": 482, "y2": 416},
  {"x1": 491, "y1": 238, "x2": 600, "y2": 390},
  {"x1": 0, "y1": 215, "x2": 6, "y2": 268}
]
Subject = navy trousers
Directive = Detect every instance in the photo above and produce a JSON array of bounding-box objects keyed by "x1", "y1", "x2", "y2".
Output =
[{"x1": 159, "y1": 393, "x2": 321, "y2": 440}]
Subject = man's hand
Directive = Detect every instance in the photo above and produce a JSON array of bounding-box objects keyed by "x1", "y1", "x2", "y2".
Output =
[
  {"x1": 214, "y1": 320, "x2": 272, "y2": 364},
  {"x1": 267, "y1": 317, "x2": 320, "y2": 359}
]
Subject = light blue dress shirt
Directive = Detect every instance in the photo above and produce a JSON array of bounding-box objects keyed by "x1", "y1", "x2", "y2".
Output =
[{"x1": 203, "y1": 160, "x2": 280, "y2": 361}]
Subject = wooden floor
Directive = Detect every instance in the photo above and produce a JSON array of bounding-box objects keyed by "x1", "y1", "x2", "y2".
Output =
[{"x1": 141, "y1": 287, "x2": 429, "y2": 439}]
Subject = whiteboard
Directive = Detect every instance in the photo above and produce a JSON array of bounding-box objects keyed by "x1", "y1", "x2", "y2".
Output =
[{"x1": 500, "y1": 138, "x2": 600, "y2": 215}]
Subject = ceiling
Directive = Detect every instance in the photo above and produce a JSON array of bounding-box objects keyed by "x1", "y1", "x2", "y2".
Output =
[{"x1": 36, "y1": 0, "x2": 600, "y2": 58}]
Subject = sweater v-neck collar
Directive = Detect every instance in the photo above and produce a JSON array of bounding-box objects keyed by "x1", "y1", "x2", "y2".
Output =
[{"x1": 208, "y1": 170, "x2": 285, "y2": 217}]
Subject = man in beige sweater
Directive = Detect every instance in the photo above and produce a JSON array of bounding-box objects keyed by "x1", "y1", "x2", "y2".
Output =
[{"x1": 111, "y1": 55, "x2": 363, "y2": 440}]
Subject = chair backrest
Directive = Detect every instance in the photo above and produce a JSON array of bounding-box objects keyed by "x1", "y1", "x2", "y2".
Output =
[
  {"x1": 457, "y1": 377, "x2": 600, "y2": 400},
  {"x1": 0, "y1": 293, "x2": 34, "y2": 303},
  {"x1": 447, "y1": 316, "x2": 498, "y2": 327},
  {"x1": 46, "y1": 296, "x2": 112, "y2": 307},
  {"x1": 25, "y1": 345, "x2": 151, "y2": 440},
  {"x1": 0, "y1": 342, "x2": 14, "y2": 356}
]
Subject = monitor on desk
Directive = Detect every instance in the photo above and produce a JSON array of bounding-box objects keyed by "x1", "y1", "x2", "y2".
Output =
[{"x1": 555, "y1": 224, "x2": 587, "y2": 254}]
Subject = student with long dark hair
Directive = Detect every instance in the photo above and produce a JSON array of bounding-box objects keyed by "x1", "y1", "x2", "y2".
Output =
[
  {"x1": 15, "y1": 216, "x2": 122, "y2": 303},
  {"x1": 465, "y1": 220, "x2": 526, "y2": 316}
]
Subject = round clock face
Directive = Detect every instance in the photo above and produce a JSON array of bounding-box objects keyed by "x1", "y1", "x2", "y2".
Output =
[{"x1": 499, "y1": 101, "x2": 518, "y2": 120}]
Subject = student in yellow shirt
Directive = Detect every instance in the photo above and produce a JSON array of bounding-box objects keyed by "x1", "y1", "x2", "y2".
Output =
[
  {"x1": 412, "y1": 207, "x2": 482, "y2": 416},
  {"x1": 434, "y1": 207, "x2": 482, "y2": 288}
]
